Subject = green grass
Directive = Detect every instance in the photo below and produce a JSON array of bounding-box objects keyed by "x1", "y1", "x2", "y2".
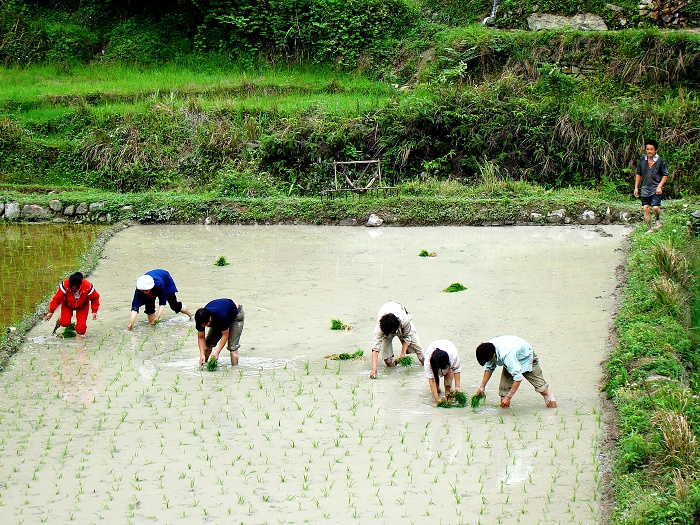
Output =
[
  {"x1": 330, "y1": 319, "x2": 344, "y2": 330},
  {"x1": 604, "y1": 209, "x2": 700, "y2": 524},
  {"x1": 214, "y1": 256, "x2": 229, "y2": 267}
]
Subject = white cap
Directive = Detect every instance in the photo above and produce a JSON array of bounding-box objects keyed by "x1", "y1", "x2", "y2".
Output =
[{"x1": 136, "y1": 274, "x2": 155, "y2": 291}]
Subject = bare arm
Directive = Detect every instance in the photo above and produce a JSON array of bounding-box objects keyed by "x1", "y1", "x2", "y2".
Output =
[
  {"x1": 211, "y1": 328, "x2": 229, "y2": 360},
  {"x1": 500, "y1": 380, "x2": 522, "y2": 408},
  {"x1": 428, "y1": 378, "x2": 441, "y2": 403},
  {"x1": 198, "y1": 331, "x2": 207, "y2": 366},
  {"x1": 634, "y1": 174, "x2": 642, "y2": 197},
  {"x1": 477, "y1": 370, "x2": 492, "y2": 396},
  {"x1": 127, "y1": 310, "x2": 138, "y2": 330},
  {"x1": 370, "y1": 350, "x2": 379, "y2": 379}
]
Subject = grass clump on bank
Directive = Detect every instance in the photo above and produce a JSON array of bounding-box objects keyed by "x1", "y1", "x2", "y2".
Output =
[{"x1": 604, "y1": 209, "x2": 700, "y2": 524}]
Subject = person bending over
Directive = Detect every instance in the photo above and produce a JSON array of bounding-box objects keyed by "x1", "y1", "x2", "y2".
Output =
[
  {"x1": 128, "y1": 269, "x2": 192, "y2": 330},
  {"x1": 475, "y1": 335, "x2": 556, "y2": 408},
  {"x1": 195, "y1": 298, "x2": 245, "y2": 367},
  {"x1": 370, "y1": 301, "x2": 424, "y2": 379},
  {"x1": 424, "y1": 339, "x2": 461, "y2": 404}
]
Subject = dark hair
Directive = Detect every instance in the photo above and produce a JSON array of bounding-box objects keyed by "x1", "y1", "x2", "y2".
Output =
[
  {"x1": 379, "y1": 313, "x2": 400, "y2": 336},
  {"x1": 194, "y1": 308, "x2": 212, "y2": 326},
  {"x1": 68, "y1": 272, "x2": 84, "y2": 289},
  {"x1": 476, "y1": 342, "x2": 496, "y2": 366},
  {"x1": 430, "y1": 349, "x2": 450, "y2": 385},
  {"x1": 645, "y1": 139, "x2": 659, "y2": 150}
]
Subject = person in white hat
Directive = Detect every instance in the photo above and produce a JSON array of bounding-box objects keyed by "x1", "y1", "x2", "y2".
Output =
[{"x1": 127, "y1": 269, "x2": 193, "y2": 330}]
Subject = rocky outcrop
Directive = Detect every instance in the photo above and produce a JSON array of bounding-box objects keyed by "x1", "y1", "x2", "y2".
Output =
[
  {"x1": 527, "y1": 13, "x2": 608, "y2": 30},
  {"x1": 639, "y1": 0, "x2": 688, "y2": 26}
]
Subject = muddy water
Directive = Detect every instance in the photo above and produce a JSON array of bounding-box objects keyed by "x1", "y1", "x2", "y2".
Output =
[{"x1": 0, "y1": 224, "x2": 628, "y2": 524}]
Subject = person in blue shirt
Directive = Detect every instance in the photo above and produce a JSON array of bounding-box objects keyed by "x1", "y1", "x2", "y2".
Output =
[
  {"x1": 475, "y1": 335, "x2": 557, "y2": 408},
  {"x1": 194, "y1": 298, "x2": 245, "y2": 366},
  {"x1": 127, "y1": 269, "x2": 193, "y2": 330}
]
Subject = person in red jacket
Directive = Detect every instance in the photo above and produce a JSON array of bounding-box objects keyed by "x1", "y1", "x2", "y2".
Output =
[{"x1": 45, "y1": 272, "x2": 100, "y2": 339}]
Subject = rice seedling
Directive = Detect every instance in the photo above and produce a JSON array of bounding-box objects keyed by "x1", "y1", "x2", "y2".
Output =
[
  {"x1": 396, "y1": 356, "x2": 413, "y2": 367},
  {"x1": 59, "y1": 323, "x2": 78, "y2": 338},
  {"x1": 324, "y1": 350, "x2": 364, "y2": 360},
  {"x1": 437, "y1": 391, "x2": 468, "y2": 408},
  {"x1": 443, "y1": 283, "x2": 467, "y2": 293},
  {"x1": 214, "y1": 256, "x2": 230, "y2": 266},
  {"x1": 418, "y1": 250, "x2": 437, "y2": 257},
  {"x1": 471, "y1": 393, "x2": 486, "y2": 409},
  {"x1": 330, "y1": 319, "x2": 354, "y2": 330},
  {"x1": 206, "y1": 359, "x2": 219, "y2": 372}
]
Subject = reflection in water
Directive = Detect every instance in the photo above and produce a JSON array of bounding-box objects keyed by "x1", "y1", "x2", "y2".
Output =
[
  {"x1": 499, "y1": 446, "x2": 534, "y2": 485},
  {"x1": 51, "y1": 341, "x2": 102, "y2": 404}
]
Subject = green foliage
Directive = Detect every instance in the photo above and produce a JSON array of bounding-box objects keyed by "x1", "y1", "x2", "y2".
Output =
[
  {"x1": 438, "y1": 390, "x2": 467, "y2": 408},
  {"x1": 418, "y1": 249, "x2": 429, "y2": 257},
  {"x1": 214, "y1": 256, "x2": 229, "y2": 266},
  {"x1": 443, "y1": 282, "x2": 466, "y2": 293},
  {"x1": 396, "y1": 355, "x2": 413, "y2": 367},
  {"x1": 206, "y1": 357, "x2": 219, "y2": 371},
  {"x1": 616, "y1": 432, "x2": 651, "y2": 473},
  {"x1": 327, "y1": 349, "x2": 363, "y2": 360},
  {"x1": 605, "y1": 213, "x2": 700, "y2": 524},
  {"x1": 330, "y1": 319, "x2": 344, "y2": 330},
  {"x1": 60, "y1": 322, "x2": 77, "y2": 338},
  {"x1": 470, "y1": 393, "x2": 485, "y2": 408}
]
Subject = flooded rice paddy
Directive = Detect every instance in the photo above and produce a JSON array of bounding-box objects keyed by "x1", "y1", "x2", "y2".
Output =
[
  {"x1": 0, "y1": 224, "x2": 629, "y2": 524},
  {"x1": 0, "y1": 223, "x2": 106, "y2": 327}
]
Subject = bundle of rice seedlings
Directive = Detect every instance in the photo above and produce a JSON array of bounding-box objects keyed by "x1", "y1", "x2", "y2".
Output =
[
  {"x1": 206, "y1": 358, "x2": 219, "y2": 371},
  {"x1": 325, "y1": 349, "x2": 364, "y2": 360},
  {"x1": 396, "y1": 355, "x2": 414, "y2": 367},
  {"x1": 437, "y1": 391, "x2": 467, "y2": 408},
  {"x1": 443, "y1": 283, "x2": 467, "y2": 293},
  {"x1": 330, "y1": 319, "x2": 354, "y2": 330},
  {"x1": 60, "y1": 323, "x2": 77, "y2": 338},
  {"x1": 470, "y1": 393, "x2": 485, "y2": 409}
]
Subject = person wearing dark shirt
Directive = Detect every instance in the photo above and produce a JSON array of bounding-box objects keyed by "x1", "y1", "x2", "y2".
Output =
[
  {"x1": 195, "y1": 298, "x2": 245, "y2": 366},
  {"x1": 634, "y1": 139, "x2": 669, "y2": 233},
  {"x1": 128, "y1": 269, "x2": 193, "y2": 330}
]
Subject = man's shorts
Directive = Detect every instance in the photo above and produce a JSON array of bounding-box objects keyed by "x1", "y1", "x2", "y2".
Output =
[{"x1": 640, "y1": 195, "x2": 662, "y2": 207}]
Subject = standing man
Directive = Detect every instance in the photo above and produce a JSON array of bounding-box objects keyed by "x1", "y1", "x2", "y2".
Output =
[
  {"x1": 475, "y1": 335, "x2": 557, "y2": 408},
  {"x1": 634, "y1": 139, "x2": 669, "y2": 233},
  {"x1": 195, "y1": 298, "x2": 245, "y2": 366},
  {"x1": 424, "y1": 339, "x2": 461, "y2": 404},
  {"x1": 369, "y1": 301, "x2": 424, "y2": 379},
  {"x1": 128, "y1": 269, "x2": 192, "y2": 330},
  {"x1": 45, "y1": 272, "x2": 99, "y2": 339}
]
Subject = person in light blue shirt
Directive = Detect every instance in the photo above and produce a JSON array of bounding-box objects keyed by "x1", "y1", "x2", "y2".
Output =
[{"x1": 475, "y1": 335, "x2": 556, "y2": 408}]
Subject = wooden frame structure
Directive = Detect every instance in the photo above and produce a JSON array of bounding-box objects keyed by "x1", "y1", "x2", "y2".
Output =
[{"x1": 320, "y1": 159, "x2": 398, "y2": 200}]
